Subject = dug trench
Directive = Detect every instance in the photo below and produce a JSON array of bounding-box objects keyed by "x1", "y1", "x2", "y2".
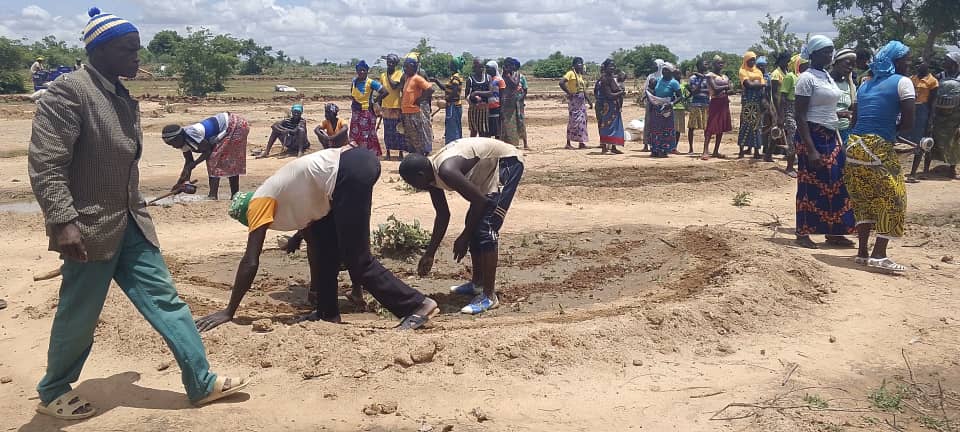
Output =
[{"x1": 76, "y1": 223, "x2": 838, "y2": 382}]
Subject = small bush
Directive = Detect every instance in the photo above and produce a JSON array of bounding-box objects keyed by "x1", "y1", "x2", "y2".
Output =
[
  {"x1": 803, "y1": 394, "x2": 828, "y2": 409},
  {"x1": 371, "y1": 215, "x2": 431, "y2": 258},
  {"x1": 732, "y1": 191, "x2": 752, "y2": 207},
  {"x1": 868, "y1": 380, "x2": 905, "y2": 411}
]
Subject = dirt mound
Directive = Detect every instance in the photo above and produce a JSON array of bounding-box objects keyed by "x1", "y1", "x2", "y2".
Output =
[{"x1": 79, "y1": 224, "x2": 834, "y2": 383}]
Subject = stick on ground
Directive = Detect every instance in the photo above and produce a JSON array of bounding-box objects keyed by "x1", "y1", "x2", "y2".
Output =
[{"x1": 33, "y1": 267, "x2": 61, "y2": 281}]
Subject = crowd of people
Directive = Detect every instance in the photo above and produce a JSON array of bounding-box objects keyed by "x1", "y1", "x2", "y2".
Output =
[{"x1": 15, "y1": 5, "x2": 960, "y2": 421}]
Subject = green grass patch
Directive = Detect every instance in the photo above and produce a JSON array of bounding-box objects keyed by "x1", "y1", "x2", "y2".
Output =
[
  {"x1": 868, "y1": 380, "x2": 907, "y2": 411},
  {"x1": 804, "y1": 393, "x2": 829, "y2": 409},
  {"x1": 919, "y1": 415, "x2": 949, "y2": 430}
]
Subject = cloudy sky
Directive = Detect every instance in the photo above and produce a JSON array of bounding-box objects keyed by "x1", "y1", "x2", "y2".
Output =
[{"x1": 1, "y1": 0, "x2": 842, "y2": 63}]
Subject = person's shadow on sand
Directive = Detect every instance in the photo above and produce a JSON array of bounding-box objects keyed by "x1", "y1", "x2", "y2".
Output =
[{"x1": 18, "y1": 371, "x2": 249, "y2": 432}]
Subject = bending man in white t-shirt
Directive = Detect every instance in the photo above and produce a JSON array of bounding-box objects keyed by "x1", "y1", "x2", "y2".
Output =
[
  {"x1": 196, "y1": 146, "x2": 438, "y2": 332},
  {"x1": 399, "y1": 137, "x2": 524, "y2": 315}
]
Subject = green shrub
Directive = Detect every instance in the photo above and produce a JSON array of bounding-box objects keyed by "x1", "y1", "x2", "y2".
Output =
[
  {"x1": 371, "y1": 215, "x2": 431, "y2": 258},
  {"x1": 0, "y1": 37, "x2": 28, "y2": 94}
]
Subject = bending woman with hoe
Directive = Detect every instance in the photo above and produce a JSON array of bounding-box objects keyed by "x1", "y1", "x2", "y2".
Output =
[
  {"x1": 196, "y1": 146, "x2": 438, "y2": 332},
  {"x1": 162, "y1": 112, "x2": 250, "y2": 200},
  {"x1": 399, "y1": 137, "x2": 524, "y2": 315}
]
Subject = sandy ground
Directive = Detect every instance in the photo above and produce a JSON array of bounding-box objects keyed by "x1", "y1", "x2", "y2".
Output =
[{"x1": 1, "y1": 97, "x2": 959, "y2": 432}]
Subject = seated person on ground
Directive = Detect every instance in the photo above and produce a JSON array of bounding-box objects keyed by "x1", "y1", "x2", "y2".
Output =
[
  {"x1": 315, "y1": 103, "x2": 349, "y2": 149},
  {"x1": 259, "y1": 104, "x2": 310, "y2": 158}
]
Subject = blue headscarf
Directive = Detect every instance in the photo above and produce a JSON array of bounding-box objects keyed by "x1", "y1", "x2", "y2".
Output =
[
  {"x1": 83, "y1": 7, "x2": 139, "y2": 53},
  {"x1": 355, "y1": 60, "x2": 369, "y2": 72},
  {"x1": 801, "y1": 35, "x2": 833, "y2": 60},
  {"x1": 756, "y1": 56, "x2": 768, "y2": 66},
  {"x1": 870, "y1": 41, "x2": 910, "y2": 80}
]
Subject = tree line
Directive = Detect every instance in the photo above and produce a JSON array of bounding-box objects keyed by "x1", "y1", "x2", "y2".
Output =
[{"x1": 1, "y1": 2, "x2": 957, "y2": 97}]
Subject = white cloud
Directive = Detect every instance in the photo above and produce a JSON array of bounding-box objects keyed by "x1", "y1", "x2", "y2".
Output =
[
  {"x1": 21, "y1": 5, "x2": 51, "y2": 20},
  {"x1": 2, "y1": 0, "x2": 843, "y2": 64}
]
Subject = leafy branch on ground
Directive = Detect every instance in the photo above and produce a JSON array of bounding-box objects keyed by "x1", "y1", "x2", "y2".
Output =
[
  {"x1": 732, "y1": 191, "x2": 752, "y2": 207},
  {"x1": 371, "y1": 215, "x2": 431, "y2": 259},
  {"x1": 387, "y1": 176, "x2": 420, "y2": 193}
]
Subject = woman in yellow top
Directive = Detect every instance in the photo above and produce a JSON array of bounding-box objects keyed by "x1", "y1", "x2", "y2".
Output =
[
  {"x1": 377, "y1": 54, "x2": 406, "y2": 160},
  {"x1": 560, "y1": 57, "x2": 593, "y2": 149},
  {"x1": 350, "y1": 60, "x2": 383, "y2": 156}
]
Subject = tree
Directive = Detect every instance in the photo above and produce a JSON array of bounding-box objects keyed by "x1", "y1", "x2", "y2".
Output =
[
  {"x1": 238, "y1": 38, "x2": 273, "y2": 75},
  {"x1": 915, "y1": 0, "x2": 960, "y2": 61},
  {"x1": 531, "y1": 51, "x2": 575, "y2": 78},
  {"x1": 411, "y1": 37, "x2": 433, "y2": 58},
  {"x1": 173, "y1": 28, "x2": 239, "y2": 96},
  {"x1": 819, "y1": 0, "x2": 960, "y2": 60},
  {"x1": 0, "y1": 37, "x2": 28, "y2": 94},
  {"x1": 410, "y1": 37, "x2": 454, "y2": 78},
  {"x1": 147, "y1": 30, "x2": 182, "y2": 57},
  {"x1": 754, "y1": 14, "x2": 805, "y2": 56},
  {"x1": 27, "y1": 35, "x2": 86, "y2": 69},
  {"x1": 610, "y1": 44, "x2": 678, "y2": 78}
]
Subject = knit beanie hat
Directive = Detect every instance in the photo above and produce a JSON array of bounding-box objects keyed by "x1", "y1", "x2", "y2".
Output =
[{"x1": 83, "y1": 7, "x2": 139, "y2": 53}]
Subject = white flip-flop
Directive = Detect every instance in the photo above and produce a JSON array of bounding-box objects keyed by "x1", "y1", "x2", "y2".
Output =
[
  {"x1": 36, "y1": 390, "x2": 97, "y2": 420},
  {"x1": 194, "y1": 376, "x2": 250, "y2": 406},
  {"x1": 867, "y1": 257, "x2": 906, "y2": 273}
]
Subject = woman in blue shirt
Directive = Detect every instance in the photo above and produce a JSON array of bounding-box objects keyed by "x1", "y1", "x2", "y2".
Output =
[
  {"x1": 843, "y1": 41, "x2": 916, "y2": 273},
  {"x1": 647, "y1": 63, "x2": 682, "y2": 157}
]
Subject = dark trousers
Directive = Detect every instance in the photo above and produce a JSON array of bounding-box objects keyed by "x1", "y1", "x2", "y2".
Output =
[{"x1": 303, "y1": 149, "x2": 424, "y2": 321}]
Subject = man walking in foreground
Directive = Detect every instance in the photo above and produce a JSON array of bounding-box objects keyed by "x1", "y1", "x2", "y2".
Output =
[{"x1": 28, "y1": 8, "x2": 247, "y2": 420}]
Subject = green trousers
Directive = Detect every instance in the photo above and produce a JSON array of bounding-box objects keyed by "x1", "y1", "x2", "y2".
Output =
[{"x1": 37, "y1": 221, "x2": 216, "y2": 403}]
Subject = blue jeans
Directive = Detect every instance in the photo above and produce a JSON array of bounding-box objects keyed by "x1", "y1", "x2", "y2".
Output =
[
  {"x1": 37, "y1": 220, "x2": 216, "y2": 403},
  {"x1": 445, "y1": 104, "x2": 463, "y2": 144}
]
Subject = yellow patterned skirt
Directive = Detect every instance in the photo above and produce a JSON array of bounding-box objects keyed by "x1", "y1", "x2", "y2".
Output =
[{"x1": 843, "y1": 134, "x2": 907, "y2": 237}]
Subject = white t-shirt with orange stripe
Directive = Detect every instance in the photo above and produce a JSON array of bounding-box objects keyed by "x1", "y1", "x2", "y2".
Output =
[{"x1": 246, "y1": 147, "x2": 348, "y2": 232}]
